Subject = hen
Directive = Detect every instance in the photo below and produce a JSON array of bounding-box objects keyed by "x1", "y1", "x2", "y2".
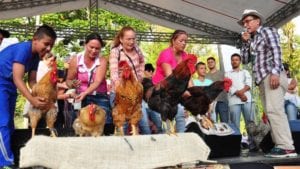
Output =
[
  {"x1": 143, "y1": 54, "x2": 197, "y2": 134},
  {"x1": 73, "y1": 103, "x2": 106, "y2": 136},
  {"x1": 28, "y1": 62, "x2": 58, "y2": 137},
  {"x1": 180, "y1": 78, "x2": 232, "y2": 128},
  {"x1": 112, "y1": 61, "x2": 143, "y2": 136}
]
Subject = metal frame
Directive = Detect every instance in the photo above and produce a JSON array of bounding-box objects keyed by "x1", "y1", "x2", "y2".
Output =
[
  {"x1": 0, "y1": 23, "x2": 238, "y2": 45},
  {"x1": 264, "y1": 0, "x2": 300, "y2": 27},
  {"x1": 0, "y1": 0, "x2": 78, "y2": 11}
]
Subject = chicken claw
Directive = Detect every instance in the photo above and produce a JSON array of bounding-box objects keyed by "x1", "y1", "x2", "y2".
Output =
[{"x1": 201, "y1": 116, "x2": 214, "y2": 129}]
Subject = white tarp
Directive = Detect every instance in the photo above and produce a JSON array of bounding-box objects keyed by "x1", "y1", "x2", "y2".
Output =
[{"x1": 20, "y1": 133, "x2": 211, "y2": 169}]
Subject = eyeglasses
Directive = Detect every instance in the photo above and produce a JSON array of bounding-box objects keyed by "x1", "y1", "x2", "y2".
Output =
[{"x1": 242, "y1": 18, "x2": 256, "y2": 25}]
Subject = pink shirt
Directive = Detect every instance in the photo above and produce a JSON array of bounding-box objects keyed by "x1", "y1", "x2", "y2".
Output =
[
  {"x1": 152, "y1": 47, "x2": 188, "y2": 85},
  {"x1": 76, "y1": 52, "x2": 107, "y2": 94}
]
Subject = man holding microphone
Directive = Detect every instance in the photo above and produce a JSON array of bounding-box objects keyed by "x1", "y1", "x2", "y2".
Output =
[{"x1": 239, "y1": 9, "x2": 297, "y2": 158}]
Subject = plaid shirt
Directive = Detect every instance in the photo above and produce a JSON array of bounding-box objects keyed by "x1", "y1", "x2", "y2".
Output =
[
  {"x1": 109, "y1": 44, "x2": 145, "y2": 92},
  {"x1": 241, "y1": 26, "x2": 283, "y2": 84}
]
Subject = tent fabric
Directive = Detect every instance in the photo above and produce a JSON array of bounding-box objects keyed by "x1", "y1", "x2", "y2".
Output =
[{"x1": 0, "y1": 0, "x2": 299, "y2": 35}]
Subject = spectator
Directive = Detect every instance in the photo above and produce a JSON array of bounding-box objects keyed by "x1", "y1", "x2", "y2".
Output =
[
  {"x1": 0, "y1": 25, "x2": 56, "y2": 167},
  {"x1": 283, "y1": 63, "x2": 299, "y2": 120},
  {"x1": 206, "y1": 57, "x2": 229, "y2": 123},
  {"x1": 152, "y1": 29, "x2": 190, "y2": 133},
  {"x1": 66, "y1": 33, "x2": 113, "y2": 135},
  {"x1": 142, "y1": 63, "x2": 163, "y2": 134},
  {"x1": 109, "y1": 26, "x2": 148, "y2": 134},
  {"x1": 239, "y1": 9, "x2": 297, "y2": 158},
  {"x1": 225, "y1": 53, "x2": 255, "y2": 132}
]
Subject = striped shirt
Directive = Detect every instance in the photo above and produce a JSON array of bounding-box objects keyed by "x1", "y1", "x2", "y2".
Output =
[
  {"x1": 109, "y1": 44, "x2": 145, "y2": 92},
  {"x1": 241, "y1": 26, "x2": 284, "y2": 84}
]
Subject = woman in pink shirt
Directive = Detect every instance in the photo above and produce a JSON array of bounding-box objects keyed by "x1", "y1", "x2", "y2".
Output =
[{"x1": 152, "y1": 30, "x2": 190, "y2": 133}]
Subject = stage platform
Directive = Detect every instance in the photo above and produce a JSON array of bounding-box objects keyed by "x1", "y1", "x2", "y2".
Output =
[{"x1": 11, "y1": 129, "x2": 300, "y2": 168}]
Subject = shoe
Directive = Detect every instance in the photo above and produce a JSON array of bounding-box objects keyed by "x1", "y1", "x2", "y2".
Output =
[{"x1": 265, "y1": 147, "x2": 298, "y2": 158}]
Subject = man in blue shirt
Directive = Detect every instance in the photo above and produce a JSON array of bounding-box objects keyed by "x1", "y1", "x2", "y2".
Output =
[
  {"x1": 0, "y1": 25, "x2": 56, "y2": 167},
  {"x1": 239, "y1": 9, "x2": 297, "y2": 158}
]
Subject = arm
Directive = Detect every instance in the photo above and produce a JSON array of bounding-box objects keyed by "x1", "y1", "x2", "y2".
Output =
[
  {"x1": 109, "y1": 48, "x2": 120, "y2": 91},
  {"x1": 13, "y1": 63, "x2": 46, "y2": 108},
  {"x1": 76, "y1": 57, "x2": 107, "y2": 101},
  {"x1": 28, "y1": 70, "x2": 37, "y2": 89},
  {"x1": 264, "y1": 28, "x2": 282, "y2": 89},
  {"x1": 240, "y1": 32, "x2": 251, "y2": 64},
  {"x1": 136, "y1": 46, "x2": 145, "y2": 82},
  {"x1": 66, "y1": 56, "x2": 80, "y2": 88},
  {"x1": 161, "y1": 63, "x2": 173, "y2": 77}
]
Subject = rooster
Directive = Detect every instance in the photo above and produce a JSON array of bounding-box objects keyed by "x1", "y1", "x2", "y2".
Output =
[
  {"x1": 112, "y1": 61, "x2": 143, "y2": 136},
  {"x1": 73, "y1": 103, "x2": 106, "y2": 137},
  {"x1": 28, "y1": 61, "x2": 58, "y2": 137},
  {"x1": 180, "y1": 78, "x2": 232, "y2": 128},
  {"x1": 143, "y1": 54, "x2": 197, "y2": 134}
]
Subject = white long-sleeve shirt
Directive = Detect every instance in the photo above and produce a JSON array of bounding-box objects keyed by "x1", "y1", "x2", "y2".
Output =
[{"x1": 225, "y1": 69, "x2": 252, "y2": 106}]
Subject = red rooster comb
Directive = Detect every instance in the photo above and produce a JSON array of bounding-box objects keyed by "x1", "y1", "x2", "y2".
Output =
[
  {"x1": 50, "y1": 61, "x2": 58, "y2": 85},
  {"x1": 185, "y1": 54, "x2": 198, "y2": 64},
  {"x1": 118, "y1": 61, "x2": 130, "y2": 69},
  {"x1": 88, "y1": 103, "x2": 96, "y2": 121},
  {"x1": 223, "y1": 78, "x2": 232, "y2": 92}
]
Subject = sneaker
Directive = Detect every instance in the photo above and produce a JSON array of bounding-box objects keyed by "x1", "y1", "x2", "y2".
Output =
[{"x1": 265, "y1": 147, "x2": 298, "y2": 158}]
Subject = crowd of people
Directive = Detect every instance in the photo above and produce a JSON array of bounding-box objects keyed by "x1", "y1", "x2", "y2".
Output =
[{"x1": 0, "y1": 8, "x2": 299, "y2": 168}]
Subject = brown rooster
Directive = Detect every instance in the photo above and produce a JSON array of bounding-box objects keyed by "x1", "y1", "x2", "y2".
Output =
[
  {"x1": 73, "y1": 103, "x2": 106, "y2": 137},
  {"x1": 113, "y1": 61, "x2": 143, "y2": 136},
  {"x1": 28, "y1": 62, "x2": 58, "y2": 137},
  {"x1": 143, "y1": 54, "x2": 197, "y2": 134},
  {"x1": 180, "y1": 78, "x2": 232, "y2": 128}
]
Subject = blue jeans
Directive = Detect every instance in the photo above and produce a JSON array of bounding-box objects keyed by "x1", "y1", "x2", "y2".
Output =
[
  {"x1": 215, "y1": 101, "x2": 229, "y2": 123},
  {"x1": 176, "y1": 104, "x2": 186, "y2": 133},
  {"x1": 229, "y1": 102, "x2": 255, "y2": 131},
  {"x1": 285, "y1": 100, "x2": 298, "y2": 120},
  {"x1": 141, "y1": 100, "x2": 163, "y2": 134}
]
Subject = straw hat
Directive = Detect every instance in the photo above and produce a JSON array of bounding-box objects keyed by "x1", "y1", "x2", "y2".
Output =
[{"x1": 238, "y1": 9, "x2": 264, "y2": 26}]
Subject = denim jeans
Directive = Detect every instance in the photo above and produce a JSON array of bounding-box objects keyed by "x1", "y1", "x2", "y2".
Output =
[
  {"x1": 139, "y1": 100, "x2": 163, "y2": 134},
  {"x1": 285, "y1": 100, "x2": 298, "y2": 120},
  {"x1": 215, "y1": 101, "x2": 229, "y2": 123},
  {"x1": 176, "y1": 104, "x2": 186, "y2": 133},
  {"x1": 229, "y1": 102, "x2": 255, "y2": 131}
]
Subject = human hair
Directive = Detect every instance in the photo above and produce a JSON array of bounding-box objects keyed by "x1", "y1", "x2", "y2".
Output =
[
  {"x1": 85, "y1": 32, "x2": 105, "y2": 47},
  {"x1": 33, "y1": 24, "x2": 57, "y2": 40},
  {"x1": 112, "y1": 26, "x2": 136, "y2": 48},
  {"x1": 0, "y1": 29, "x2": 10, "y2": 38},
  {"x1": 207, "y1": 57, "x2": 216, "y2": 62},
  {"x1": 231, "y1": 53, "x2": 241, "y2": 60},
  {"x1": 170, "y1": 30, "x2": 187, "y2": 46},
  {"x1": 145, "y1": 63, "x2": 155, "y2": 72},
  {"x1": 195, "y1": 61, "x2": 206, "y2": 69}
]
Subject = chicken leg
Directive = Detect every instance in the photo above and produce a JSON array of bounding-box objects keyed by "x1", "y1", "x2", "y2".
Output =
[
  {"x1": 28, "y1": 109, "x2": 42, "y2": 137},
  {"x1": 163, "y1": 119, "x2": 177, "y2": 136},
  {"x1": 114, "y1": 126, "x2": 124, "y2": 136},
  {"x1": 130, "y1": 124, "x2": 138, "y2": 135}
]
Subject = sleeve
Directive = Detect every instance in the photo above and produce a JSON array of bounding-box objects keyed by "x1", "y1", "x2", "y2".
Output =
[
  {"x1": 244, "y1": 70, "x2": 252, "y2": 88},
  {"x1": 13, "y1": 43, "x2": 32, "y2": 65},
  {"x1": 263, "y1": 27, "x2": 282, "y2": 75},
  {"x1": 109, "y1": 48, "x2": 120, "y2": 88},
  {"x1": 240, "y1": 42, "x2": 251, "y2": 64},
  {"x1": 156, "y1": 50, "x2": 171, "y2": 68},
  {"x1": 136, "y1": 46, "x2": 145, "y2": 82}
]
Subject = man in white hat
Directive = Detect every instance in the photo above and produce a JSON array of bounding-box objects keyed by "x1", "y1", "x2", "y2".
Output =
[{"x1": 239, "y1": 9, "x2": 297, "y2": 158}]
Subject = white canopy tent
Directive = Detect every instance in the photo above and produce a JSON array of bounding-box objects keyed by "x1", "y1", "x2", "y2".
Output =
[{"x1": 0, "y1": 0, "x2": 299, "y2": 45}]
